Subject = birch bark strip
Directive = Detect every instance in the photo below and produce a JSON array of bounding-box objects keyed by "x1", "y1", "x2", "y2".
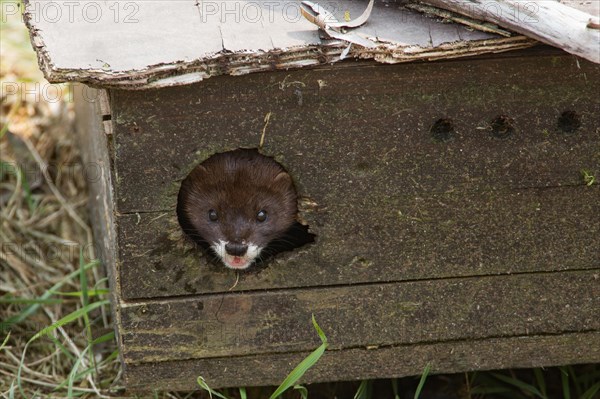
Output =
[{"x1": 418, "y1": 0, "x2": 600, "y2": 63}]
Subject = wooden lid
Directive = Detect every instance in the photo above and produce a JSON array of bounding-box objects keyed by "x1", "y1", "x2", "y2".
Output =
[{"x1": 22, "y1": 0, "x2": 538, "y2": 89}]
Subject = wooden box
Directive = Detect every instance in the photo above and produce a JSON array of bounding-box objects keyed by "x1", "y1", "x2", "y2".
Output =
[
  {"x1": 73, "y1": 53, "x2": 600, "y2": 390},
  {"x1": 25, "y1": 0, "x2": 600, "y2": 391}
]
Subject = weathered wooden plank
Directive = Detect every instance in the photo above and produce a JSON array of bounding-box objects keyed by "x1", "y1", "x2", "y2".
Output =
[
  {"x1": 23, "y1": 0, "x2": 522, "y2": 88},
  {"x1": 560, "y1": 0, "x2": 600, "y2": 17},
  {"x1": 124, "y1": 331, "x2": 600, "y2": 390},
  {"x1": 73, "y1": 85, "x2": 117, "y2": 282},
  {"x1": 419, "y1": 0, "x2": 600, "y2": 63},
  {"x1": 73, "y1": 84, "x2": 127, "y2": 363},
  {"x1": 111, "y1": 54, "x2": 600, "y2": 214},
  {"x1": 110, "y1": 54, "x2": 600, "y2": 300},
  {"x1": 23, "y1": 0, "x2": 223, "y2": 74},
  {"x1": 117, "y1": 186, "x2": 599, "y2": 299},
  {"x1": 118, "y1": 270, "x2": 600, "y2": 363}
]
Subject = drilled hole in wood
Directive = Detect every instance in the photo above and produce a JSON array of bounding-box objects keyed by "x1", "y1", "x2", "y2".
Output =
[
  {"x1": 557, "y1": 110, "x2": 582, "y2": 134},
  {"x1": 490, "y1": 115, "x2": 515, "y2": 139},
  {"x1": 177, "y1": 148, "x2": 314, "y2": 271},
  {"x1": 430, "y1": 118, "x2": 455, "y2": 142}
]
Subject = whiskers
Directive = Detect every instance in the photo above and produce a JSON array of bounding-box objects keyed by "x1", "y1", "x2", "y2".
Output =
[
  {"x1": 177, "y1": 226, "x2": 222, "y2": 265},
  {"x1": 257, "y1": 221, "x2": 315, "y2": 264}
]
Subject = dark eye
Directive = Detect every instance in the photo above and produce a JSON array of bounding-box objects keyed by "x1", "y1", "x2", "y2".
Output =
[
  {"x1": 208, "y1": 209, "x2": 218, "y2": 221},
  {"x1": 256, "y1": 210, "x2": 267, "y2": 222}
]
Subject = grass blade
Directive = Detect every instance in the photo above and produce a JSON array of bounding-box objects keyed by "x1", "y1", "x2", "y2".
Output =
[
  {"x1": 28, "y1": 300, "x2": 109, "y2": 343},
  {"x1": 54, "y1": 332, "x2": 116, "y2": 391},
  {"x1": 391, "y1": 378, "x2": 400, "y2": 399},
  {"x1": 414, "y1": 363, "x2": 431, "y2": 399},
  {"x1": 47, "y1": 334, "x2": 77, "y2": 362},
  {"x1": 310, "y1": 313, "x2": 328, "y2": 345},
  {"x1": 78, "y1": 249, "x2": 97, "y2": 378},
  {"x1": 239, "y1": 387, "x2": 247, "y2": 399},
  {"x1": 581, "y1": 382, "x2": 600, "y2": 399},
  {"x1": 294, "y1": 385, "x2": 308, "y2": 399},
  {"x1": 567, "y1": 365, "x2": 582, "y2": 397},
  {"x1": 533, "y1": 368, "x2": 547, "y2": 398},
  {"x1": 0, "y1": 159, "x2": 35, "y2": 213},
  {"x1": 492, "y1": 372, "x2": 546, "y2": 399},
  {"x1": 79, "y1": 249, "x2": 90, "y2": 310},
  {"x1": 197, "y1": 376, "x2": 231, "y2": 399},
  {"x1": 0, "y1": 297, "x2": 63, "y2": 304},
  {"x1": 91, "y1": 331, "x2": 116, "y2": 346},
  {"x1": 8, "y1": 381, "x2": 16, "y2": 399},
  {"x1": 269, "y1": 315, "x2": 328, "y2": 399},
  {"x1": 0, "y1": 331, "x2": 10, "y2": 350},
  {"x1": 560, "y1": 367, "x2": 571, "y2": 399},
  {"x1": 50, "y1": 289, "x2": 109, "y2": 297},
  {"x1": 67, "y1": 344, "x2": 91, "y2": 397},
  {"x1": 5, "y1": 259, "x2": 99, "y2": 325},
  {"x1": 354, "y1": 380, "x2": 372, "y2": 399},
  {"x1": 470, "y1": 372, "x2": 528, "y2": 398}
]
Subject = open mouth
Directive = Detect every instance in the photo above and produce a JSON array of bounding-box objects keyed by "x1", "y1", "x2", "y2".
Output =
[{"x1": 222, "y1": 254, "x2": 253, "y2": 270}]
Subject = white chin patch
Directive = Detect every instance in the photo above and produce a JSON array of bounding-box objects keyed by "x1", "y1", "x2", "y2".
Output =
[{"x1": 213, "y1": 240, "x2": 262, "y2": 270}]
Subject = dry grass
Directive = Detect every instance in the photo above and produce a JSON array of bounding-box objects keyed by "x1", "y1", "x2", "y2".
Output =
[{"x1": 1, "y1": 4, "x2": 121, "y2": 397}]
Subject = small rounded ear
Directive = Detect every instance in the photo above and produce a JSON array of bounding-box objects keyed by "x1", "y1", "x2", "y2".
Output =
[
  {"x1": 273, "y1": 171, "x2": 293, "y2": 187},
  {"x1": 189, "y1": 164, "x2": 209, "y2": 179},
  {"x1": 183, "y1": 164, "x2": 210, "y2": 192}
]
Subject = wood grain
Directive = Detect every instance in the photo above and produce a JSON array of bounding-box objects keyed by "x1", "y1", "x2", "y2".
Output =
[
  {"x1": 116, "y1": 186, "x2": 600, "y2": 299},
  {"x1": 111, "y1": 54, "x2": 600, "y2": 213},
  {"x1": 119, "y1": 270, "x2": 600, "y2": 363},
  {"x1": 22, "y1": 0, "x2": 526, "y2": 88},
  {"x1": 110, "y1": 54, "x2": 600, "y2": 299},
  {"x1": 75, "y1": 53, "x2": 600, "y2": 388},
  {"x1": 124, "y1": 331, "x2": 600, "y2": 390},
  {"x1": 419, "y1": 0, "x2": 600, "y2": 63}
]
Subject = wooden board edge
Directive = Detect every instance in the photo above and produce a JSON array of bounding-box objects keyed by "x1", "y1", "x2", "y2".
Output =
[
  {"x1": 72, "y1": 83, "x2": 125, "y2": 368},
  {"x1": 123, "y1": 331, "x2": 600, "y2": 391},
  {"x1": 30, "y1": 37, "x2": 535, "y2": 90},
  {"x1": 420, "y1": 0, "x2": 600, "y2": 63}
]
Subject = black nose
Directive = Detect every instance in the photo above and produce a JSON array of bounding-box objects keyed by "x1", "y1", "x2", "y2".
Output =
[{"x1": 225, "y1": 243, "x2": 248, "y2": 256}]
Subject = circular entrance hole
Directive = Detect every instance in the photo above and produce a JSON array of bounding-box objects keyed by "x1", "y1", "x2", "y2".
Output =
[{"x1": 177, "y1": 148, "x2": 314, "y2": 271}]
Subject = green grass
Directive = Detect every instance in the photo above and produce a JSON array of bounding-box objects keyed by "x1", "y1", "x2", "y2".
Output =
[
  {"x1": 196, "y1": 320, "x2": 441, "y2": 399},
  {"x1": 2, "y1": 256, "x2": 117, "y2": 398},
  {"x1": 413, "y1": 364, "x2": 430, "y2": 399},
  {"x1": 198, "y1": 314, "x2": 329, "y2": 399},
  {"x1": 469, "y1": 366, "x2": 600, "y2": 399}
]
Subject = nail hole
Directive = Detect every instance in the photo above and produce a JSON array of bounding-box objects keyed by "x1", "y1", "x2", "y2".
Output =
[
  {"x1": 490, "y1": 115, "x2": 515, "y2": 139},
  {"x1": 557, "y1": 111, "x2": 581, "y2": 134},
  {"x1": 430, "y1": 118, "x2": 455, "y2": 142}
]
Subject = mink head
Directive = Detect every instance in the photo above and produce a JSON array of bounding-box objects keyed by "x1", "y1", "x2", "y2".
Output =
[{"x1": 177, "y1": 149, "x2": 298, "y2": 270}]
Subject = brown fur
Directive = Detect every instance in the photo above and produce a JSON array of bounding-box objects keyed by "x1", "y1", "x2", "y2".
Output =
[{"x1": 177, "y1": 149, "x2": 298, "y2": 252}]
